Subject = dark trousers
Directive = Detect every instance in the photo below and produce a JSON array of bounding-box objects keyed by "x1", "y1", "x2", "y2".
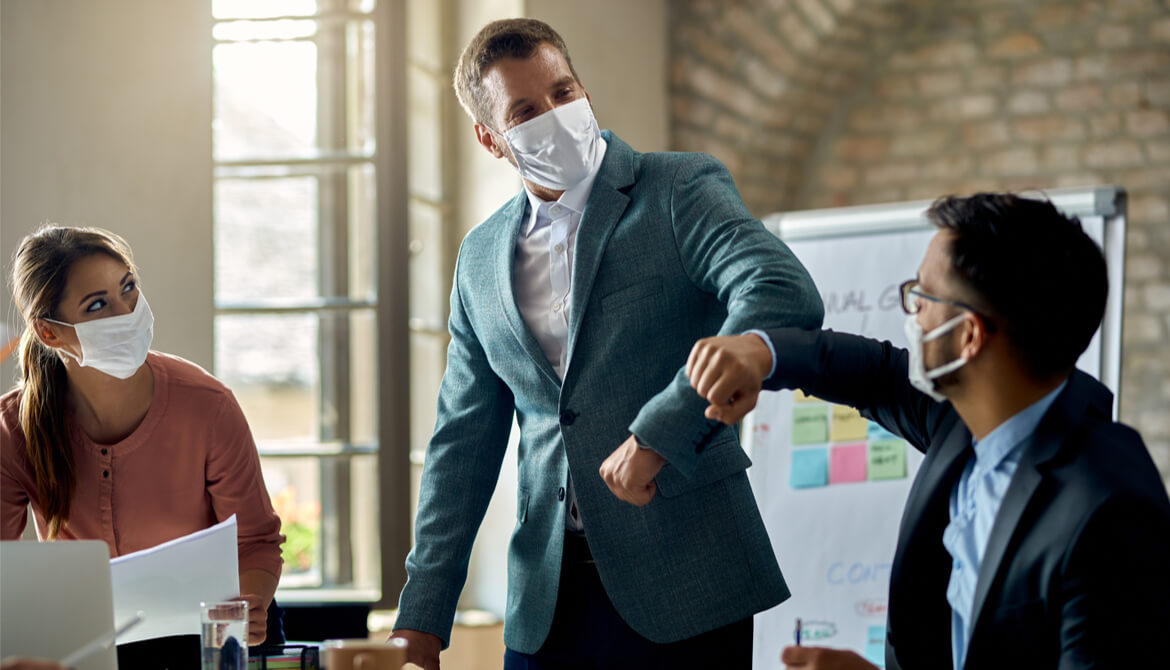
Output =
[{"x1": 503, "y1": 533, "x2": 753, "y2": 670}]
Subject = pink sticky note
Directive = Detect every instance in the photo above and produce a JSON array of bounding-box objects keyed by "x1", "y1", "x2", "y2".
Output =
[{"x1": 829, "y1": 443, "x2": 868, "y2": 484}]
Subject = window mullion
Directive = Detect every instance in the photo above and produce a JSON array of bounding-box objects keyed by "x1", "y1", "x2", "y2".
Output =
[{"x1": 316, "y1": 0, "x2": 354, "y2": 587}]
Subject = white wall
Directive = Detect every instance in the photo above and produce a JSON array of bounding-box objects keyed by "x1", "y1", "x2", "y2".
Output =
[
  {"x1": 0, "y1": 0, "x2": 214, "y2": 391},
  {"x1": 528, "y1": 0, "x2": 669, "y2": 154}
]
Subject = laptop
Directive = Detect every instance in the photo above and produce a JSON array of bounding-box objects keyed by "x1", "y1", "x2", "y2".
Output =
[{"x1": 1, "y1": 540, "x2": 119, "y2": 670}]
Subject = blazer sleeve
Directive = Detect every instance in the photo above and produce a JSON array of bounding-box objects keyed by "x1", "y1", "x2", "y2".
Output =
[
  {"x1": 762, "y1": 327, "x2": 952, "y2": 453},
  {"x1": 394, "y1": 259, "x2": 516, "y2": 649},
  {"x1": 206, "y1": 391, "x2": 285, "y2": 578},
  {"x1": 1055, "y1": 495, "x2": 1170, "y2": 668},
  {"x1": 628, "y1": 154, "x2": 824, "y2": 476}
]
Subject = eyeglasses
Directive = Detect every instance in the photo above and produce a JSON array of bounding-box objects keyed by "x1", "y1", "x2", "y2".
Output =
[{"x1": 898, "y1": 279, "x2": 997, "y2": 332}]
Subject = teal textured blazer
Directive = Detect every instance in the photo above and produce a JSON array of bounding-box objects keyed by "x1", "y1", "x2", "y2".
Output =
[{"x1": 395, "y1": 132, "x2": 824, "y2": 653}]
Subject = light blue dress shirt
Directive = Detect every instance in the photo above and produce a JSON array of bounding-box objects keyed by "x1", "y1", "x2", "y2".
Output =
[{"x1": 944, "y1": 380, "x2": 1067, "y2": 669}]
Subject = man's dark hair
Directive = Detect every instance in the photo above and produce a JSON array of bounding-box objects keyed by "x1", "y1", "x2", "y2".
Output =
[
  {"x1": 454, "y1": 18, "x2": 580, "y2": 125},
  {"x1": 927, "y1": 192, "x2": 1107, "y2": 380}
]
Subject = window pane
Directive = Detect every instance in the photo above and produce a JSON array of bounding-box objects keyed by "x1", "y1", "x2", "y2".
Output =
[
  {"x1": 409, "y1": 332, "x2": 446, "y2": 458},
  {"x1": 407, "y1": 0, "x2": 442, "y2": 73},
  {"x1": 214, "y1": 40, "x2": 318, "y2": 160},
  {"x1": 348, "y1": 21, "x2": 377, "y2": 155},
  {"x1": 214, "y1": 0, "x2": 319, "y2": 20},
  {"x1": 215, "y1": 177, "x2": 319, "y2": 302},
  {"x1": 348, "y1": 164, "x2": 377, "y2": 299},
  {"x1": 214, "y1": 19, "x2": 318, "y2": 42},
  {"x1": 350, "y1": 309, "x2": 377, "y2": 446},
  {"x1": 262, "y1": 457, "x2": 323, "y2": 587},
  {"x1": 407, "y1": 66, "x2": 443, "y2": 202},
  {"x1": 349, "y1": 454, "x2": 380, "y2": 591},
  {"x1": 408, "y1": 203, "x2": 446, "y2": 327},
  {"x1": 216, "y1": 313, "x2": 319, "y2": 441}
]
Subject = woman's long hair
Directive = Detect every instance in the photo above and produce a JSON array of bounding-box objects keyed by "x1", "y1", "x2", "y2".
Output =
[{"x1": 10, "y1": 225, "x2": 136, "y2": 538}]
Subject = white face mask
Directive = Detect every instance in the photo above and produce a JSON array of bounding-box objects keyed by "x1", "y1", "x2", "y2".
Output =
[
  {"x1": 493, "y1": 97, "x2": 603, "y2": 191},
  {"x1": 904, "y1": 313, "x2": 968, "y2": 402},
  {"x1": 44, "y1": 294, "x2": 154, "y2": 379}
]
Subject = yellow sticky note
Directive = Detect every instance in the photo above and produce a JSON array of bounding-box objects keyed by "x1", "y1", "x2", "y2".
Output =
[
  {"x1": 830, "y1": 404, "x2": 868, "y2": 442},
  {"x1": 793, "y1": 389, "x2": 823, "y2": 403}
]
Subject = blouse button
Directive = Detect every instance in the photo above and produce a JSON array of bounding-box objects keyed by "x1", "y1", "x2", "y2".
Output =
[
  {"x1": 102, "y1": 470, "x2": 109, "y2": 478},
  {"x1": 101, "y1": 448, "x2": 108, "y2": 456}
]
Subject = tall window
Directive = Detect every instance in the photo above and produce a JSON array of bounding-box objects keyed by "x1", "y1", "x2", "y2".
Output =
[{"x1": 212, "y1": 0, "x2": 397, "y2": 599}]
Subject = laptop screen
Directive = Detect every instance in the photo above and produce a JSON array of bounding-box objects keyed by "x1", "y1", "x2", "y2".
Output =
[{"x1": 1, "y1": 540, "x2": 118, "y2": 670}]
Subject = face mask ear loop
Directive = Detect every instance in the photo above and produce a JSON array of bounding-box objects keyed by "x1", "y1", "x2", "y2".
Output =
[
  {"x1": 921, "y1": 313, "x2": 968, "y2": 343},
  {"x1": 36, "y1": 317, "x2": 81, "y2": 362},
  {"x1": 921, "y1": 313, "x2": 971, "y2": 381},
  {"x1": 925, "y1": 355, "x2": 967, "y2": 381}
]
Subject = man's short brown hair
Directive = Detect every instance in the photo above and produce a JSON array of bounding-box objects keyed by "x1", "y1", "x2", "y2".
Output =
[{"x1": 454, "y1": 18, "x2": 580, "y2": 126}]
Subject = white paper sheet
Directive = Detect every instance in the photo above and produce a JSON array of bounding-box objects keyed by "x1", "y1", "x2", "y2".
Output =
[{"x1": 110, "y1": 515, "x2": 240, "y2": 644}]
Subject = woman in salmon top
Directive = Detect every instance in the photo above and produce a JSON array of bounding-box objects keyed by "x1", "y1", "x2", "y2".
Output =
[{"x1": 0, "y1": 225, "x2": 284, "y2": 650}]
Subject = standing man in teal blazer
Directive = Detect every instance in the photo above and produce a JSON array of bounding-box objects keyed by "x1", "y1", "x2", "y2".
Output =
[{"x1": 392, "y1": 18, "x2": 824, "y2": 670}]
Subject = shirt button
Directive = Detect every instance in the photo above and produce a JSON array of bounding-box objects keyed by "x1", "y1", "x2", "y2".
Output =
[
  {"x1": 102, "y1": 470, "x2": 109, "y2": 478},
  {"x1": 551, "y1": 205, "x2": 563, "y2": 216},
  {"x1": 557, "y1": 487, "x2": 566, "y2": 501},
  {"x1": 552, "y1": 302, "x2": 562, "y2": 312},
  {"x1": 554, "y1": 243, "x2": 564, "y2": 254}
]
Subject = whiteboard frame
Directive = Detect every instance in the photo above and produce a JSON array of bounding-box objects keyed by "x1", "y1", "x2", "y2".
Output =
[{"x1": 762, "y1": 185, "x2": 1127, "y2": 419}]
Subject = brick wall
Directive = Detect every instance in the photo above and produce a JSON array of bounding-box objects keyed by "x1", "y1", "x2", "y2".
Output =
[{"x1": 671, "y1": 0, "x2": 1170, "y2": 486}]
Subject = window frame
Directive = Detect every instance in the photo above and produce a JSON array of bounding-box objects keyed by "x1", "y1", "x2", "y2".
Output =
[{"x1": 210, "y1": 0, "x2": 410, "y2": 605}]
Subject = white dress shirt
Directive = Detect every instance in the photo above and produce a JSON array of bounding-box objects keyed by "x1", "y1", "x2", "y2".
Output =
[{"x1": 513, "y1": 137, "x2": 607, "y2": 532}]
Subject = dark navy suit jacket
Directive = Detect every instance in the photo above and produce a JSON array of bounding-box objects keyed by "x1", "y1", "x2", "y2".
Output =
[{"x1": 764, "y1": 328, "x2": 1170, "y2": 670}]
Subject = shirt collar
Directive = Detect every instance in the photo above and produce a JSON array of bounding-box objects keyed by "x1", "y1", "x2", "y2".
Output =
[
  {"x1": 971, "y1": 379, "x2": 1068, "y2": 471},
  {"x1": 522, "y1": 137, "x2": 608, "y2": 237}
]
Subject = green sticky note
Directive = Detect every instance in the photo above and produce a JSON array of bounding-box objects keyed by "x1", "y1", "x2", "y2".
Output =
[
  {"x1": 868, "y1": 439, "x2": 907, "y2": 481},
  {"x1": 792, "y1": 405, "x2": 829, "y2": 445}
]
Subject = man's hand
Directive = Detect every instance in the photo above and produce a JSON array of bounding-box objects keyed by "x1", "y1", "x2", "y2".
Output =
[
  {"x1": 686, "y1": 334, "x2": 773, "y2": 425},
  {"x1": 392, "y1": 629, "x2": 441, "y2": 670},
  {"x1": 780, "y1": 646, "x2": 879, "y2": 669},
  {"x1": 599, "y1": 435, "x2": 667, "y2": 506}
]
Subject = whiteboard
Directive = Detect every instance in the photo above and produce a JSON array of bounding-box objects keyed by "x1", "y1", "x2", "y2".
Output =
[{"x1": 746, "y1": 186, "x2": 1126, "y2": 669}]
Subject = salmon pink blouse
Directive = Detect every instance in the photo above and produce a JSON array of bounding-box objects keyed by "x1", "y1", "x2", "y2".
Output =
[{"x1": 1, "y1": 351, "x2": 283, "y2": 577}]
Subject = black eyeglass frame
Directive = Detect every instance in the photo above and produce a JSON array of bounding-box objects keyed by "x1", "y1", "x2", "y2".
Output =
[{"x1": 898, "y1": 279, "x2": 998, "y2": 332}]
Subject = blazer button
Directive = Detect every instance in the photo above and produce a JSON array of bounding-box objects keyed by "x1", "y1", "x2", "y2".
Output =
[
  {"x1": 559, "y1": 410, "x2": 576, "y2": 426},
  {"x1": 557, "y1": 487, "x2": 566, "y2": 501}
]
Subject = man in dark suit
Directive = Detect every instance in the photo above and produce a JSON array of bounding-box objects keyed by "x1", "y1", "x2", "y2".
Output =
[{"x1": 686, "y1": 193, "x2": 1170, "y2": 670}]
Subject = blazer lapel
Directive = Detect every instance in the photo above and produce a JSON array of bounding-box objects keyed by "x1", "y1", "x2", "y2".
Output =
[
  {"x1": 967, "y1": 373, "x2": 1109, "y2": 641},
  {"x1": 897, "y1": 413, "x2": 972, "y2": 546},
  {"x1": 564, "y1": 132, "x2": 635, "y2": 359},
  {"x1": 494, "y1": 192, "x2": 561, "y2": 386}
]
